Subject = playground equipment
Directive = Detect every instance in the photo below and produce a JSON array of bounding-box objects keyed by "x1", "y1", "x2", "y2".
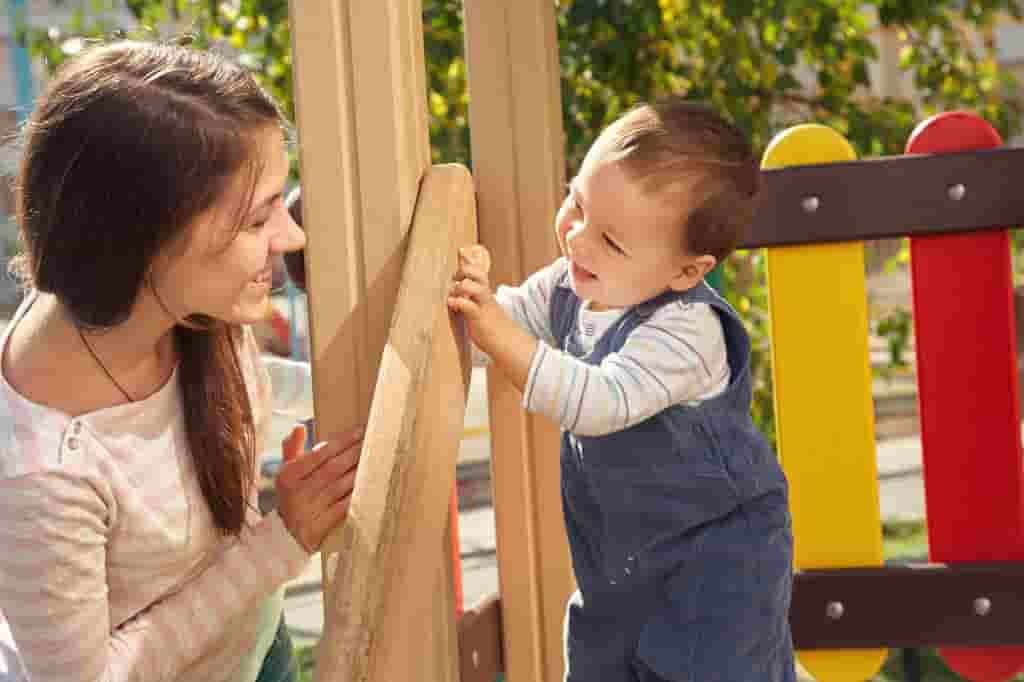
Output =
[{"x1": 287, "y1": 2, "x2": 1024, "y2": 680}]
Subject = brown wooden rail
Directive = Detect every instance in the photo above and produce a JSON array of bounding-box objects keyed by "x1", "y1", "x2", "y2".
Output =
[{"x1": 743, "y1": 147, "x2": 1024, "y2": 249}]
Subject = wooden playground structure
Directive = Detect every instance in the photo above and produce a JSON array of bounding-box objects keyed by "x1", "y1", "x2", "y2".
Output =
[{"x1": 286, "y1": 2, "x2": 1024, "y2": 681}]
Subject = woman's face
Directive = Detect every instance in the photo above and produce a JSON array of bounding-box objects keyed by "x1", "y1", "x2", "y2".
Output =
[{"x1": 155, "y1": 126, "x2": 305, "y2": 325}]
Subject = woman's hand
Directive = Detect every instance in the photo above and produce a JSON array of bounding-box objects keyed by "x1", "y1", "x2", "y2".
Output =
[{"x1": 275, "y1": 423, "x2": 363, "y2": 553}]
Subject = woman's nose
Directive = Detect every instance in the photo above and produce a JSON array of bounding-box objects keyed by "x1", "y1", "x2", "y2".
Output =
[{"x1": 272, "y1": 212, "x2": 307, "y2": 253}]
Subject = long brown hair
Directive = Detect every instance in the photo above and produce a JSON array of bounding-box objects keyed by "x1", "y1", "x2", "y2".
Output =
[{"x1": 11, "y1": 41, "x2": 286, "y2": 535}]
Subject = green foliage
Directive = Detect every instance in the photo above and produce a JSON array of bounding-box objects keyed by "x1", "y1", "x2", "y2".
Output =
[
  {"x1": 18, "y1": 0, "x2": 1024, "y2": 444},
  {"x1": 874, "y1": 307, "x2": 913, "y2": 376}
]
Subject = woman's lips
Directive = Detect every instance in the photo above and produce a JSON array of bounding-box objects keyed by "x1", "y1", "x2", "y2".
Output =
[{"x1": 251, "y1": 267, "x2": 272, "y2": 285}]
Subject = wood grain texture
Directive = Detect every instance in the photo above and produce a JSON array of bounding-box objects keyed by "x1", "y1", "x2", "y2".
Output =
[
  {"x1": 463, "y1": 3, "x2": 573, "y2": 681},
  {"x1": 314, "y1": 165, "x2": 477, "y2": 681}
]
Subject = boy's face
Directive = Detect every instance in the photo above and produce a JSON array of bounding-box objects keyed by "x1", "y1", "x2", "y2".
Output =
[{"x1": 555, "y1": 154, "x2": 713, "y2": 311}]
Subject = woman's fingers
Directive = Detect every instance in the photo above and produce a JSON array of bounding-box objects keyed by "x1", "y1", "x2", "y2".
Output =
[
  {"x1": 304, "y1": 441, "x2": 361, "y2": 503},
  {"x1": 283, "y1": 424, "x2": 306, "y2": 462},
  {"x1": 307, "y1": 493, "x2": 355, "y2": 549},
  {"x1": 280, "y1": 425, "x2": 363, "y2": 482},
  {"x1": 306, "y1": 465, "x2": 358, "y2": 529},
  {"x1": 275, "y1": 424, "x2": 364, "y2": 552}
]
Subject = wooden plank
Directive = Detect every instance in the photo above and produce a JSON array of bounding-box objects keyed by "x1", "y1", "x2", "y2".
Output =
[
  {"x1": 458, "y1": 595, "x2": 504, "y2": 682},
  {"x1": 289, "y1": 3, "x2": 464, "y2": 680},
  {"x1": 791, "y1": 563, "x2": 1024, "y2": 649},
  {"x1": 313, "y1": 164, "x2": 477, "y2": 681},
  {"x1": 742, "y1": 147, "x2": 1024, "y2": 249},
  {"x1": 288, "y1": 0, "x2": 431, "y2": 557},
  {"x1": 462, "y1": 4, "x2": 573, "y2": 682},
  {"x1": 761, "y1": 124, "x2": 887, "y2": 682},
  {"x1": 905, "y1": 112, "x2": 1024, "y2": 682}
]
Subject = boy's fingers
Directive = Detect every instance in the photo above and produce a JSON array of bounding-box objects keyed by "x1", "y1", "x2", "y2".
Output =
[
  {"x1": 448, "y1": 296, "x2": 480, "y2": 316},
  {"x1": 455, "y1": 278, "x2": 488, "y2": 300},
  {"x1": 457, "y1": 264, "x2": 488, "y2": 285},
  {"x1": 459, "y1": 245, "x2": 491, "y2": 273}
]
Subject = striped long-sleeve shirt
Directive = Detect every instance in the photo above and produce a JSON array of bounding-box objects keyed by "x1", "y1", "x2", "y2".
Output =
[
  {"x1": 493, "y1": 258, "x2": 730, "y2": 437},
  {"x1": 0, "y1": 293, "x2": 311, "y2": 682}
]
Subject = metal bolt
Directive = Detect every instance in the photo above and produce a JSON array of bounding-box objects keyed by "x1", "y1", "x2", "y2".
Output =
[
  {"x1": 948, "y1": 184, "x2": 966, "y2": 201},
  {"x1": 801, "y1": 196, "x2": 820, "y2": 213},
  {"x1": 974, "y1": 597, "x2": 992, "y2": 616},
  {"x1": 826, "y1": 601, "x2": 845, "y2": 620}
]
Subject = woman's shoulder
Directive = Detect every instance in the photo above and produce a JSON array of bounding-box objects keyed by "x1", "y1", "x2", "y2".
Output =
[{"x1": 0, "y1": 397, "x2": 94, "y2": 482}]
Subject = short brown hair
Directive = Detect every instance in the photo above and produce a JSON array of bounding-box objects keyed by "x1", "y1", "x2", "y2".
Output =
[{"x1": 596, "y1": 96, "x2": 759, "y2": 263}]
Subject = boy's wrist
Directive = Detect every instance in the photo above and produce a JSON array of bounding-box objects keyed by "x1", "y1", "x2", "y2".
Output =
[{"x1": 476, "y1": 310, "x2": 536, "y2": 391}]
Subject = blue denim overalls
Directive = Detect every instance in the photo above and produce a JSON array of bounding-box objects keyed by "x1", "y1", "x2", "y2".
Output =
[{"x1": 552, "y1": 278, "x2": 796, "y2": 682}]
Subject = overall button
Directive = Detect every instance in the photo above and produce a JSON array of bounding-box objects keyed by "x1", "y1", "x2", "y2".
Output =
[
  {"x1": 70, "y1": 421, "x2": 82, "y2": 435},
  {"x1": 66, "y1": 436, "x2": 80, "y2": 451}
]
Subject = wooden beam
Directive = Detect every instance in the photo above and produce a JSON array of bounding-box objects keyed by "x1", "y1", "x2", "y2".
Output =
[
  {"x1": 312, "y1": 164, "x2": 477, "y2": 680},
  {"x1": 743, "y1": 147, "x2": 1024, "y2": 249},
  {"x1": 289, "y1": 3, "x2": 467, "y2": 681},
  {"x1": 792, "y1": 563, "x2": 1024, "y2": 650},
  {"x1": 463, "y1": 4, "x2": 573, "y2": 682},
  {"x1": 288, "y1": 0, "x2": 430, "y2": 449}
]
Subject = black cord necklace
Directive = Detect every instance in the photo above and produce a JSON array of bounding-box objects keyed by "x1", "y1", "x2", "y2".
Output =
[{"x1": 76, "y1": 324, "x2": 134, "y2": 403}]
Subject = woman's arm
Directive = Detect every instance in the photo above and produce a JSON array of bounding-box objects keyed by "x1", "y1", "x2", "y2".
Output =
[{"x1": 0, "y1": 471, "x2": 308, "y2": 682}]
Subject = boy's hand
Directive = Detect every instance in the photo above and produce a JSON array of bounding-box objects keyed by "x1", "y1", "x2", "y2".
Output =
[
  {"x1": 448, "y1": 246, "x2": 503, "y2": 351},
  {"x1": 447, "y1": 245, "x2": 538, "y2": 391},
  {"x1": 460, "y1": 244, "x2": 491, "y2": 274}
]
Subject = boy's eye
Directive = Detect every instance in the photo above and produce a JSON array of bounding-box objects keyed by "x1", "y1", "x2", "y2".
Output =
[{"x1": 604, "y1": 234, "x2": 625, "y2": 255}]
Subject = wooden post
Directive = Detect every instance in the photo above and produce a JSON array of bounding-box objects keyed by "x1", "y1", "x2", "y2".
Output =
[
  {"x1": 289, "y1": 2, "x2": 472, "y2": 680},
  {"x1": 463, "y1": 4, "x2": 574, "y2": 682}
]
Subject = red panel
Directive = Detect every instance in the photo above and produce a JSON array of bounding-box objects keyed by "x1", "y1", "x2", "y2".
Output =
[{"x1": 907, "y1": 112, "x2": 1024, "y2": 682}]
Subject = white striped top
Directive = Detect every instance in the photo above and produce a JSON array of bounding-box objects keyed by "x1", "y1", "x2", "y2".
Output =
[
  {"x1": 495, "y1": 258, "x2": 730, "y2": 436},
  {"x1": 0, "y1": 293, "x2": 311, "y2": 682}
]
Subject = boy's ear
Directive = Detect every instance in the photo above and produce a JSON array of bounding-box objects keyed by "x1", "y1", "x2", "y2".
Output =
[{"x1": 669, "y1": 254, "x2": 717, "y2": 292}]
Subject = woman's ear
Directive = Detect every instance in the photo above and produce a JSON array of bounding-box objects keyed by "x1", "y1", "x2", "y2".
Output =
[{"x1": 669, "y1": 254, "x2": 717, "y2": 292}]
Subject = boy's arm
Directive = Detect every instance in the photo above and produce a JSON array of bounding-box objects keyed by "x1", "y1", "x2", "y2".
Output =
[
  {"x1": 457, "y1": 250, "x2": 564, "y2": 370},
  {"x1": 524, "y1": 301, "x2": 729, "y2": 436},
  {"x1": 466, "y1": 308, "x2": 537, "y2": 390}
]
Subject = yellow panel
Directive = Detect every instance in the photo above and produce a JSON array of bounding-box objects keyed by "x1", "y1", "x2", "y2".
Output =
[{"x1": 762, "y1": 125, "x2": 886, "y2": 682}]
